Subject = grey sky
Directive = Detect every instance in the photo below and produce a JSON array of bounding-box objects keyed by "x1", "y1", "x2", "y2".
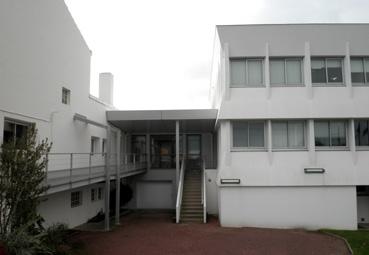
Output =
[{"x1": 64, "y1": 0, "x2": 369, "y2": 110}]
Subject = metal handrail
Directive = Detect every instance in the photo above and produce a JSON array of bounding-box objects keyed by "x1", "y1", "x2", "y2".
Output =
[
  {"x1": 202, "y1": 159, "x2": 207, "y2": 223},
  {"x1": 44, "y1": 152, "x2": 147, "y2": 188},
  {"x1": 175, "y1": 157, "x2": 186, "y2": 223}
]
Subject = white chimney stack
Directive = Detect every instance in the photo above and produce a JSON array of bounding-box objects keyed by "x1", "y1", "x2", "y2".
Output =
[{"x1": 99, "y1": 72, "x2": 114, "y2": 105}]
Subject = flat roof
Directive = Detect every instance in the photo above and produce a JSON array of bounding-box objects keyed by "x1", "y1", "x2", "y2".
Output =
[{"x1": 106, "y1": 109, "x2": 218, "y2": 133}]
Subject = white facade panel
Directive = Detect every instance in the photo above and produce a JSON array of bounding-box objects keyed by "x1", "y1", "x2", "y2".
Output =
[
  {"x1": 219, "y1": 186, "x2": 357, "y2": 230},
  {"x1": 137, "y1": 181, "x2": 173, "y2": 209},
  {"x1": 38, "y1": 183, "x2": 105, "y2": 228}
]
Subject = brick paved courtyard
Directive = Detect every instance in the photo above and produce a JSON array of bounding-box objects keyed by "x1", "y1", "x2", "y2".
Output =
[{"x1": 74, "y1": 211, "x2": 350, "y2": 255}]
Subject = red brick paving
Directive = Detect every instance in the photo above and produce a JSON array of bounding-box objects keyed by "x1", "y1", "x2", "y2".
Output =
[{"x1": 74, "y1": 212, "x2": 350, "y2": 255}]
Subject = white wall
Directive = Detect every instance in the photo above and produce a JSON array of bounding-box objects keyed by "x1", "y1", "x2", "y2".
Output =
[
  {"x1": 126, "y1": 169, "x2": 177, "y2": 209},
  {"x1": 219, "y1": 186, "x2": 357, "y2": 230},
  {"x1": 205, "y1": 170, "x2": 218, "y2": 215},
  {"x1": 38, "y1": 183, "x2": 105, "y2": 228},
  {"x1": 0, "y1": 0, "x2": 111, "y2": 153}
]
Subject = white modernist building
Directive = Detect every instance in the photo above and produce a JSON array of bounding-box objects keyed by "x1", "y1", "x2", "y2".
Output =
[{"x1": 1, "y1": 1, "x2": 369, "y2": 230}]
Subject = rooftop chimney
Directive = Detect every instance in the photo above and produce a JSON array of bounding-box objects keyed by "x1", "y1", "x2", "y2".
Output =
[{"x1": 99, "y1": 72, "x2": 114, "y2": 105}]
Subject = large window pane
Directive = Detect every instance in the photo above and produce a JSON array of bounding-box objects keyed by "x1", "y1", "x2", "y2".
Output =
[
  {"x1": 288, "y1": 121, "x2": 305, "y2": 147},
  {"x1": 230, "y1": 60, "x2": 246, "y2": 87},
  {"x1": 351, "y1": 58, "x2": 365, "y2": 83},
  {"x1": 247, "y1": 60, "x2": 263, "y2": 86},
  {"x1": 355, "y1": 120, "x2": 369, "y2": 146},
  {"x1": 330, "y1": 121, "x2": 346, "y2": 146},
  {"x1": 365, "y1": 59, "x2": 369, "y2": 83},
  {"x1": 327, "y1": 59, "x2": 343, "y2": 83},
  {"x1": 311, "y1": 59, "x2": 326, "y2": 83},
  {"x1": 249, "y1": 122, "x2": 265, "y2": 147},
  {"x1": 286, "y1": 60, "x2": 302, "y2": 84},
  {"x1": 270, "y1": 59, "x2": 285, "y2": 84},
  {"x1": 272, "y1": 122, "x2": 288, "y2": 148},
  {"x1": 233, "y1": 122, "x2": 248, "y2": 147},
  {"x1": 315, "y1": 121, "x2": 329, "y2": 146}
]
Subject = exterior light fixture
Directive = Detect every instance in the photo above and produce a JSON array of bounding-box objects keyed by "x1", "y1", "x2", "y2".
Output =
[
  {"x1": 220, "y1": 179, "x2": 241, "y2": 184},
  {"x1": 304, "y1": 168, "x2": 325, "y2": 174}
]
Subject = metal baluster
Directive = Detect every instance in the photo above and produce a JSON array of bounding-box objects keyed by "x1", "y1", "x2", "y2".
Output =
[
  {"x1": 89, "y1": 153, "x2": 92, "y2": 184},
  {"x1": 69, "y1": 153, "x2": 73, "y2": 189}
]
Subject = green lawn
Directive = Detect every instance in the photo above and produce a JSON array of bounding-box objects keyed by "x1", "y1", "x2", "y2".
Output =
[{"x1": 322, "y1": 229, "x2": 369, "y2": 255}]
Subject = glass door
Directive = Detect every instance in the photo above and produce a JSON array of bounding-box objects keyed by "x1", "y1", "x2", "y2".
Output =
[{"x1": 187, "y1": 135, "x2": 201, "y2": 160}]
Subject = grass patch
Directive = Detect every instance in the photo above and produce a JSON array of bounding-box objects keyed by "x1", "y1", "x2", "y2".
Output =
[{"x1": 322, "y1": 229, "x2": 369, "y2": 255}]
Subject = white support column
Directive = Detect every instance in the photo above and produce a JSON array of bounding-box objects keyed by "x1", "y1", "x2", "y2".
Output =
[
  {"x1": 146, "y1": 134, "x2": 150, "y2": 170},
  {"x1": 223, "y1": 43, "x2": 230, "y2": 101},
  {"x1": 267, "y1": 120, "x2": 273, "y2": 164},
  {"x1": 115, "y1": 130, "x2": 121, "y2": 226},
  {"x1": 175, "y1": 121, "x2": 180, "y2": 188},
  {"x1": 0, "y1": 113, "x2": 4, "y2": 144},
  {"x1": 224, "y1": 121, "x2": 231, "y2": 167},
  {"x1": 304, "y1": 42, "x2": 313, "y2": 99},
  {"x1": 349, "y1": 119, "x2": 357, "y2": 164},
  {"x1": 265, "y1": 43, "x2": 271, "y2": 99},
  {"x1": 345, "y1": 42, "x2": 353, "y2": 98},
  {"x1": 308, "y1": 119, "x2": 316, "y2": 165},
  {"x1": 183, "y1": 133, "x2": 187, "y2": 159},
  {"x1": 104, "y1": 126, "x2": 111, "y2": 231}
]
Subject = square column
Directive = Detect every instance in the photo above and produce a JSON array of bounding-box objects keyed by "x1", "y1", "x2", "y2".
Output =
[
  {"x1": 176, "y1": 121, "x2": 180, "y2": 188},
  {"x1": 104, "y1": 126, "x2": 111, "y2": 231},
  {"x1": 115, "y1": 130, "x2": 121, "y2": 226}
]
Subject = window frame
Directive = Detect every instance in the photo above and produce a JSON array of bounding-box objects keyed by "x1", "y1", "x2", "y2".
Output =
[
  {"x1": 3, "y1": 118, "x2": 32, "y2": 144},
  {"x1": 351, "y1": 57, "x2": 369, "y2": 86},
  {"x1": 269, "y1": 57, "x2": 304, "y2": 87},
  {"x1": 311, "y1": 57, "x2": 345, "y2": 87},
  {"x1": 71, "y1": 191, "x2": 82, "y2": 208},
  {"x1": 271, "y1": 120, "x2": 307, "y2": 150},
  {"x1": 91, "y1": 188, "x2": 96, "y2": 202},
  {"x1": 231, "y1": 120, "x2": 266, "y2": 151},
  {"x1": 314, "y1": 120, "x2": 349, "y2": 150},
  {"x1": 98, "y1": 187, "x2": 103, "y2": 200},
  {"x1": 230, "y1": 58, "x2": 265, "y2": 88},
  {"x1": 91, "y1": 137, "x2": 100, "y2": 154},
  {"x1": 355, "y1": 119, "x2": 369, "y2": 148},
  {"x1": 62, "y1": 87, "x2": 71, "y2": 105}
]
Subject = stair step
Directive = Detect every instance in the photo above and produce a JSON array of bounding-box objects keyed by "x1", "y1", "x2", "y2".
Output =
[
  {"x1": 182, "y1": 205, "x2": 203, "y2": 209},
  {"x1": 181, "y1": 210, "x2": 203, "y2": 214}
]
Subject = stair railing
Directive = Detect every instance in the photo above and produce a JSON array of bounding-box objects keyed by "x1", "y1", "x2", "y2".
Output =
[
  {"x1": 175, "y1": 157, "x2": 186, "y2": 223},
  {"x1": 202, "y1": 159, "x2": 207, "y2": 223}
]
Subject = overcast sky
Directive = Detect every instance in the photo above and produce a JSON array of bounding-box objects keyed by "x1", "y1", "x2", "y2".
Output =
[{"x1": 64, "y1": 0, "x2": 369, "y2": 110}]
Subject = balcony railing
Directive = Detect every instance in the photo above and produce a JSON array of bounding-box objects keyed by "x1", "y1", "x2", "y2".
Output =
[{"x1": 44, "y1": 153, "x2": 147, "y2": 191}]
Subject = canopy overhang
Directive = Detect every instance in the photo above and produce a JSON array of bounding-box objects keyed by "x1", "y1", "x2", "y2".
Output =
[{"x1": 106, "y1": 109, "x2": 218, "y2": 133}]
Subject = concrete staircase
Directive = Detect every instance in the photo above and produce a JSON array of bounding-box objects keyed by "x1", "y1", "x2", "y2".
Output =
[{"x1": 180, "y1": 167, "x2": 203, "y2": 223}]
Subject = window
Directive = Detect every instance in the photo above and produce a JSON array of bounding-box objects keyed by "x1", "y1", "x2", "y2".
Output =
[
  {"x1": 270, "y1": 58, "x2": 303, "y2": 86},
  {"x1": 102, "y1": 140, "x2": 106, "y2": 153},
  {"x1": 98, "y1": 187, "x2": 103, "y2": 200},
  {"x1": 230, "y1": 58, "x2": 264, "y2": 87},
  {"x1": 62, "y1": 87, "x2": 70, "y2": 105},
  {"x1": 71, "y1": 191, "x2": 82, "y2": 208},
  {"x1": 232, "y1": 121, "x2": 265, "y2": 148},
  {"x1": 132, "y1": 135, "x2": 146, "y2": 155},
  {"x1": 315, "y1": 120, "x2": 347, "y2": 147},
  {"x1": 311, "y1": 58, "x2": 343, "y2": 85},
  {"x1": 91, "y1": 137, "x2": 99, "y2": 154},
  {"x1": 351, "y1": 58, "x2": 369, "y2": 84},
  {"x1": 355, "y1": 120, "x2": 369, "y2": 146},
  {"x1": 91, "y1": 188, "x2": 103, "y2": 201},
  {"x1": 91, "y1": 188, "x2": 96, "y2": 202},
  {"x1": 272, "y1": 121, "x2": 305, "y2": 149},
  {"x1": 3, "y1": 119, "x2": 30, "y2": 144}
]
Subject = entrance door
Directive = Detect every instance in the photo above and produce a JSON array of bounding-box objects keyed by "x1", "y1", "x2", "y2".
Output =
[{"x1": 187, "y1": 135, "x2": 201, "y2": 160}]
